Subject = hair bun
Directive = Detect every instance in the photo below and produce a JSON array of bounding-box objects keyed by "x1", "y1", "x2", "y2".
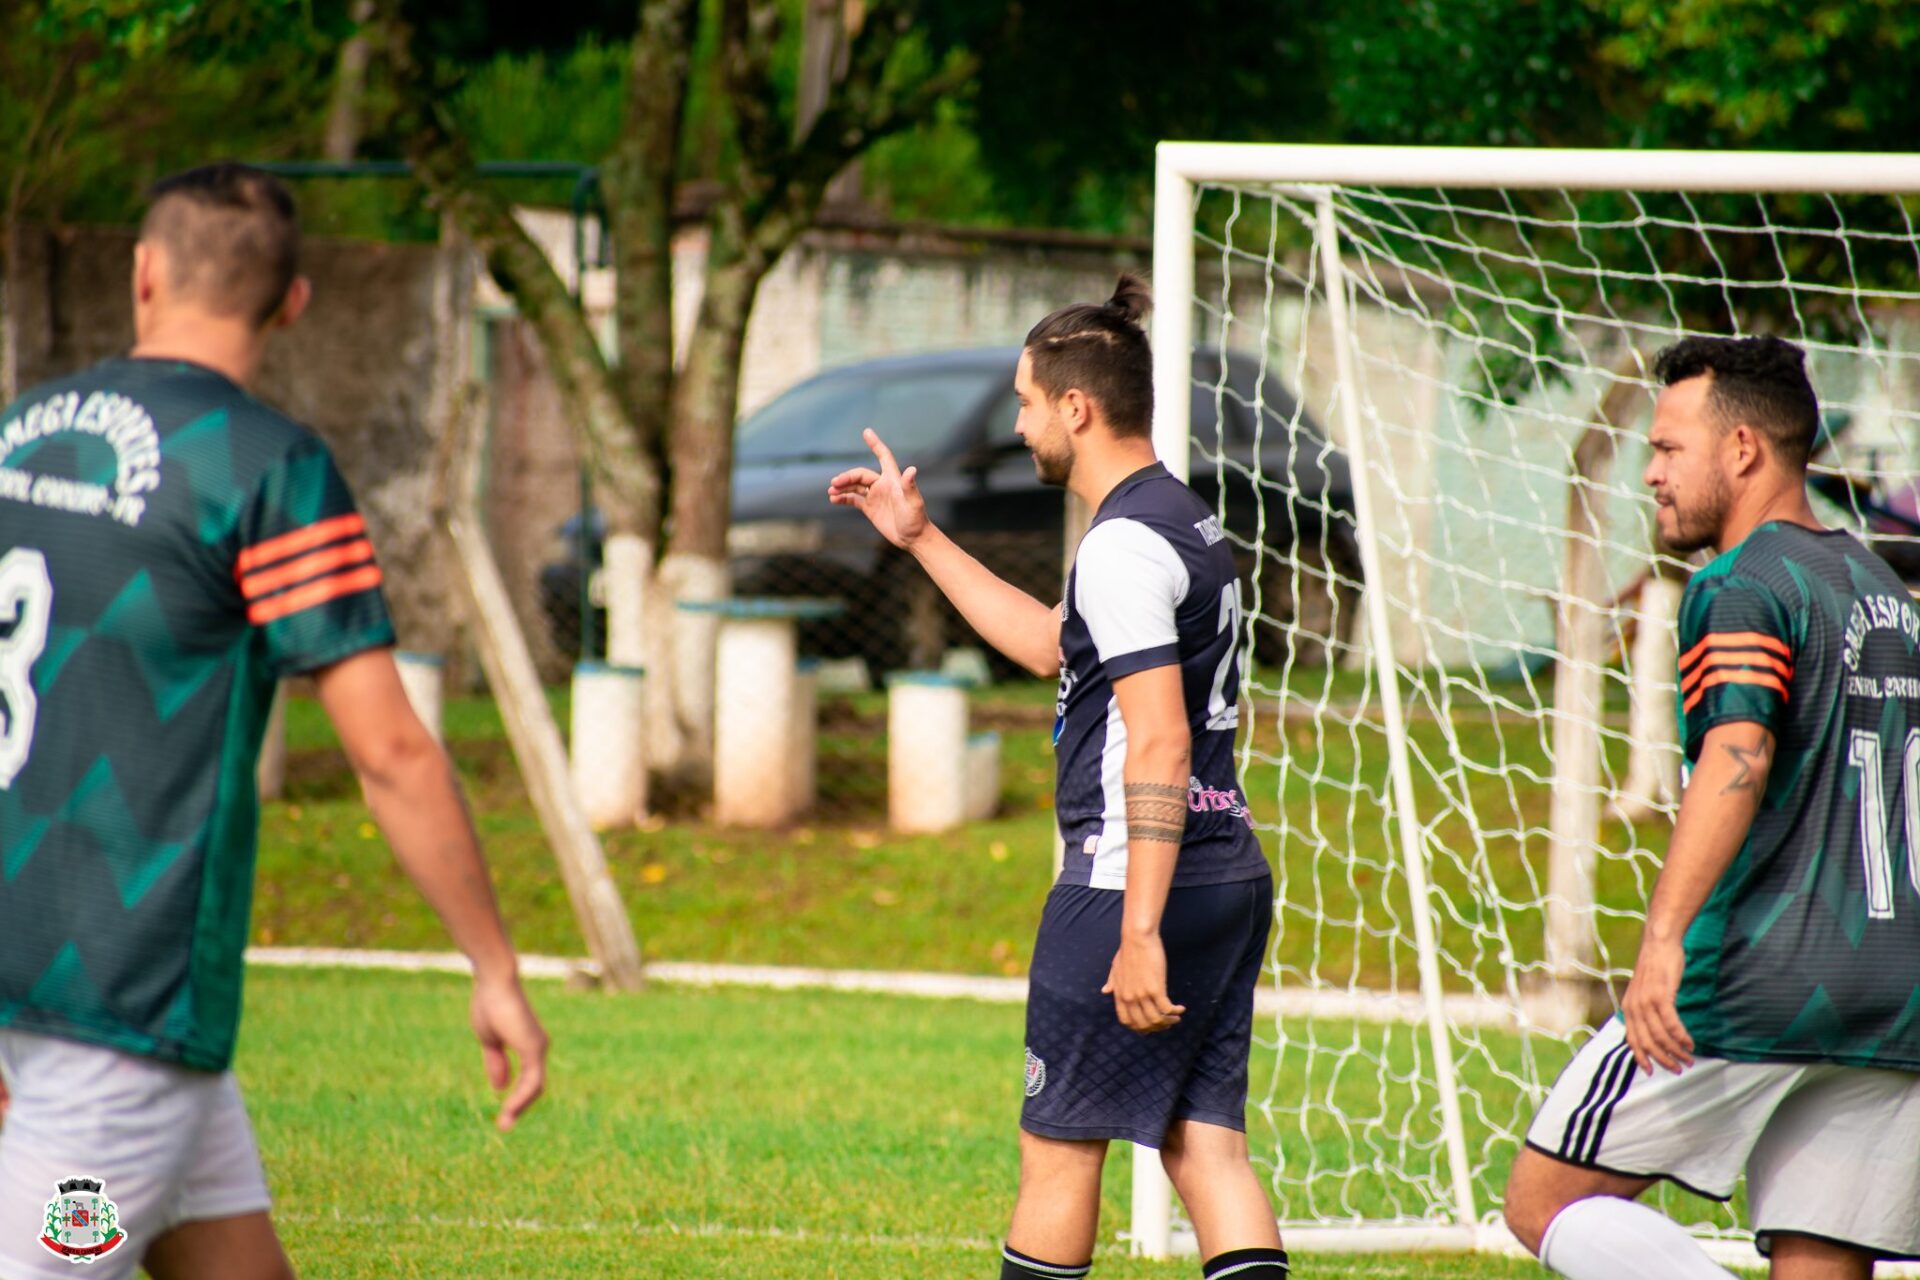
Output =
[{"x1": 1106, "y1": 272, "x2": 1152, "y2": 327}]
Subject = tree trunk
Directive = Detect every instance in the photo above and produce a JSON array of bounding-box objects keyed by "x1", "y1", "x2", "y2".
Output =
[
  {"x1": 1618, "y1": 561, "x2": 1683, "y2": 822},
  {"x1": 655, "y1": 224, "x2": 771, "y2": 774},
  {"x1": 603, "y1": 0, "x2": 695, "y2": 498},
  {"x1": 386, "y1": 1, "x2": 660, "y2": 539},
  {"x1": 594, "y1": 1, "x2": 697, "y2": 776},
  {"x1": 322, "y1": 0, "x2": 377, "y2": 162},
  {"x1": 667, "y1": 260, "x2": 760, "y2": 561},
  {"x1": 1542, "y1": 368, "x2": 1640, "y2": 1031}
]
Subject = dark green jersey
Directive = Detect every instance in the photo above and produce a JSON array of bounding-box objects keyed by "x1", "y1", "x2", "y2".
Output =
[
  {"x1": 1674, "y1": 521, "x2": 1920, "y2": 1072},
  {"x1": 0, "y1": 357, "x2": 394, "y2": 1070}
]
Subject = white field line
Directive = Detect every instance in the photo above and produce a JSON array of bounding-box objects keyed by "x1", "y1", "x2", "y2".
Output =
[
  {"x1": 275, "y1": 1209, "x2": 1920, "y2": 1273},
  {"x1": 244, "y1": 947, "x2": 1526, "y2": 1029}
]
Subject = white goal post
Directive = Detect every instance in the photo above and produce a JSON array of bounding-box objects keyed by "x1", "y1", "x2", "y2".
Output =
[{"x1": 1136, "y1": 143, "x2": 1920, "y2": 1260}]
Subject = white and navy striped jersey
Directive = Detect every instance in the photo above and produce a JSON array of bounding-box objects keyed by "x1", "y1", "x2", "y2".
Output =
[{"x1": 1053, "y1": 463, "x2": 1268, "y2": 891}]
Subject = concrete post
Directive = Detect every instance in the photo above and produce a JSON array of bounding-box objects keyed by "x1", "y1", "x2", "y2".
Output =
[
  {"x1": 888, "y1": 673, "x2": 971, "y2": 834},
  {"x1": 570, "y1": 662, "x2": 648, "y2": 829},
  {"x1": 713, "y1": 617, "x2": 798, "y2": 827},
  {"x1": 789, "y1": 659, "x2": 820, "y2": 819}
]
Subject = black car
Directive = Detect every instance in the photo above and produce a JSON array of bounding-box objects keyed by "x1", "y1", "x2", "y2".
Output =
[{"x1": 541, "y1": 347, "x2": 1361, "y2": 674}]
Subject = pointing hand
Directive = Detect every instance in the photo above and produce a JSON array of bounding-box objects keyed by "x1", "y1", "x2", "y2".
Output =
[{"x1": 827, "y1": 429, "x2": 930, "y2": 550}]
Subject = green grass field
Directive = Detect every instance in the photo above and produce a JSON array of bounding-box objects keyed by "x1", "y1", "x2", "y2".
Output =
[
  {"x1": 247, "y1": 966, "x2": 1557, "y2": 1278},
  {"x1": 259, "y1": 675, "x2": 1668, "y2": 990},
  {"x1": 240, "y1": 673, "x2": 1695, "y2": 1275}
]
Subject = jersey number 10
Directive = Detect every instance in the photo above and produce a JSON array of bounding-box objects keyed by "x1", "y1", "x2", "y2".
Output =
[
  {"x1": 1848, "y1": 728, "x2": 1920, "y2": 920},
  {"x1": 0, "y1": 547, "x2": 53, "y2": 789}
]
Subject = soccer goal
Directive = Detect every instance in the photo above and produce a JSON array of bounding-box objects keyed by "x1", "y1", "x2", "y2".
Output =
[{"x1": 1137, "y1": 144, "x2": 1920, "y2": 1261}]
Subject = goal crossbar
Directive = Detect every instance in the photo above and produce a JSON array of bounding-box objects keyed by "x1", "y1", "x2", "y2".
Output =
[{"x1": 1156, "y1": 142, "x2": 1920, "y2": 196}]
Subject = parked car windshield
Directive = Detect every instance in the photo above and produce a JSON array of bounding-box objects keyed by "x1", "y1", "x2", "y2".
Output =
[{"x1": 736, "y1": 368, "x2": 1001, "y2": 462}]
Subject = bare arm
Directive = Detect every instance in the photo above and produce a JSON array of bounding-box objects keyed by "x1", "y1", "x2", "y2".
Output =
[
  {"x1": 905, "y1": 527, "x2": 1061, "y2": 677},
  {"x1": 1621, "y1": 720, "x2": 1773, "y2": 1073},
  {"x1": 828, "y1": 429, "x2": 1060, "y2": 676},
  {"x1": 313, "y1": 648, "x2": 548, "y2": 1129},
  {"x1": 1101, "y1": 664, "x2": 1193, "y2": 1033}
]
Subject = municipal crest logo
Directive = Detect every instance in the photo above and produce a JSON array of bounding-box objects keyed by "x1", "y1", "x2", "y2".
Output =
[
  {"x1": 1024, "y1": 1047, "x2": 1047, "y2": 1098},
  {"x1": 40, "y1": 1178, "x2": 126, "y2": 1264}
]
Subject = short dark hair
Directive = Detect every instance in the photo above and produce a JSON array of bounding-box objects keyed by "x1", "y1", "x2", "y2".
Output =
[
  {"x1": 1024, "y1": 273, "x2": 1154, "y2": 437},
  {"x1": 1651, "y1": 335, "x2": 1819, "y2": 469},
  {"x1": 141, "y1": 162, "x2": 300, "y2": 328}
]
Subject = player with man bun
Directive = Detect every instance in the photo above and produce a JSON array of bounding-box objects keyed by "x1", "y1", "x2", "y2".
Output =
[{"x1": 831, "y1": 275, "x2": 1287, "y2": 1280}]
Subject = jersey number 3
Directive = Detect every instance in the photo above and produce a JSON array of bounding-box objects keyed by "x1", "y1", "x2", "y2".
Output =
[{"x1": 0, "y1": 547, "x2": 53, "y2": 789}]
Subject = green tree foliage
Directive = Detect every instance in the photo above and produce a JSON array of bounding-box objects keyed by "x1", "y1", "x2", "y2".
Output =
[
  {"x1": 1, "y1": 1, "x2": 343, "y2": 227},
  {"x1": 1299, "y1": 0, "x2": 1920, "y2": 395},
  {"x1": 1322, "y1": 0, "x2": 1920, "y2": 153},
  {"x1": 892, "y1": 0, "x2": 1324, "y2": 234},
  {"x1": 1595, "y1": 0, "x2": 1920, "y2": 150}
]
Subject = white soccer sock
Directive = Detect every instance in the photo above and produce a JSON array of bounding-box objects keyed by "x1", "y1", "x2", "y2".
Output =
[{"x1": 1539, "y1": 1196, "x2": 1738, "y2": 1280}]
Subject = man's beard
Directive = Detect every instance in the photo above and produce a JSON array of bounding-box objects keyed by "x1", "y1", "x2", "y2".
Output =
[
  {"x1": 1659, "y1": 470, "x2": 1730, "y2": 554},
  {"x1": 1033, "y1": 441, "x2": 1073, "y2": 487}
]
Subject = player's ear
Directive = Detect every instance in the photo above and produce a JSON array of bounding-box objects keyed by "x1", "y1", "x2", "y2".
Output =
[
  {"x1": 272, "y1": 276, "x2": 313, "y2": 330},
  {"x1": 132, "y1": 242, "x2": 158, "y2": 305},
  {"x1": 1062, "y1": 387, "x2": 1090, "y2": 432},
  {"x1": 1730, "y1": 421, "x2": 1766, "y2": 475}
]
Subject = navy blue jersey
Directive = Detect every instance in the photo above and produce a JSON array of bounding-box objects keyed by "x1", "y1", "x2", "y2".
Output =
[{"x1": 1053, "y1": 463, "x2": 1268, "y2": 890}]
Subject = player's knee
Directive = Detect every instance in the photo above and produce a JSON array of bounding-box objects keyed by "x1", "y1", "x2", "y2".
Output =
[
  {"x1": 1162, "y1": 1120, "x2": 1246, "y2": 1163},
  {"x1": 1160, "y1": 1122, "x2": 1252, "y2": 1193}
]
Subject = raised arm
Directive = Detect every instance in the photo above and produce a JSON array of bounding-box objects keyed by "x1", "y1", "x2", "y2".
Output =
[
  {"x1": 1621, "y1": 719, "x2": 1774, "y2": 1074},
  {"x1": 828, "y1": 428, "x2": 1061, "y2": 676},
  {"x1": 313, "y1": 648, "x2": 548, "y2": 1131}
]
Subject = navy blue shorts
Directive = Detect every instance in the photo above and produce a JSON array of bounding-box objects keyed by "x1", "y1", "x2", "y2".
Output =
[{"x1": 1020, "y1": 873, "x2": 1273, "y2": 1148}]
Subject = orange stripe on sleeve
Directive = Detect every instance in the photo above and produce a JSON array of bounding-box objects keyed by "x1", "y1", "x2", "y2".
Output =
[
  {"x1": 240, "y1": 538, "x2": 375, "y2": 600},
  {"x1": 1680, "y1": 651, "x2": 1793, "y2": 694},
  {"x1": 1679, "y1": 630, "x2": 1792, "y2": 671},
  {"x1": 1681, "y1": 668, "x2": 1790, "y2": 714},
  {"x1": 236, "y1": 512, "x2": 367, "y2": 575},
  {"x1": 246, "y1": 564, "x2": 385, "y2": 625}
]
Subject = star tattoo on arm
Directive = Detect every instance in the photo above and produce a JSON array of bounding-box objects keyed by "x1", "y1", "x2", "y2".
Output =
[{"x1": 1718, "y1": 733, "x2": 1774, "y2": 796}]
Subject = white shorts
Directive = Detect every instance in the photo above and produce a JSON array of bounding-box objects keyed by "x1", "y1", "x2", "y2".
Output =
[
  {"x1": 0, "y1": 1030, "x2": 271, "y2": 1280},
  {"x1": 1526, "y1": 1017, "x2": 1920, "y2": 1260}
]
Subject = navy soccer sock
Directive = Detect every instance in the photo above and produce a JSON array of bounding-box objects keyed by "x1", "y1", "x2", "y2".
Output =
[
  {"x1": 1000, "y1": 1242, "x2": 1091, "y2": 1279},
  {"x1": 1201, "y1": 1246, "x2": 1290, "y2": 1278}
]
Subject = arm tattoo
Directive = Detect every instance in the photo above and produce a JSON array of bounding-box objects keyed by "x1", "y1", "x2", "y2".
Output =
[
  {"x1": 1126, "y1": 782, "x2": 1188, "y2": 845},
  {"x1": 1718, "y1": 735, "x2": 1774, "y2": 795}
]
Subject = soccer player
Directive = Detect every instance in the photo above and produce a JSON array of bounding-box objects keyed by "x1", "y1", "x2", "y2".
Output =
[
  {"x1": 829, "y1": 276, "x2": 1288, "y2": 1280},
  {"x1": 1504, "y1": 336, "x2": 1920, "y2": 1279},
  {"x1": 0, "y1": 164, "x2": 548, "y2": 1280}
]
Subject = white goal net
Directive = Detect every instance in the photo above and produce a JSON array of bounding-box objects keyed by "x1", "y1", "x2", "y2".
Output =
[{"x1": 1140, "y1": 144, "x2": 1920, "y2": 1257}]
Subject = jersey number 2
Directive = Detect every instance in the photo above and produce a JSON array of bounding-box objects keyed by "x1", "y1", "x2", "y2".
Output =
[
  {"x1": 1848, "y1": 728, "x2": 1920, "y2": 920},
  {"x1": 0, "y1": 548, "x2": 53, "y2": 789},
  {"x1": 1205, "y1": 581, "x2": 1243, "y2": 732}
]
